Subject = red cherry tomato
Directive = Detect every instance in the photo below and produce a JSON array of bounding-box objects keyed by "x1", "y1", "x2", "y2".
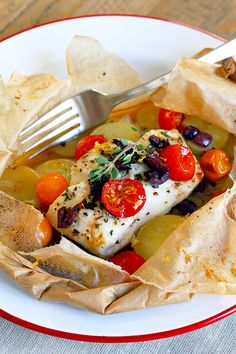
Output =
[
  {"x1": 110, "y1": 250, "x2": 145, "y2": 274},
  {"x1": 35, "y1": 173, "x2": 69, "y2": 206},
  {"x1": 101, "y1": 178, "x2": 146, "y2": 218},
  {"x1": 75, "y1": 135, "x2": 107, "y2": 160},
  {"x1": 158, "y1": 108, "x2": 184, "y2": 130},
  {"x1": 200, "y1": 149, "x2": 232, "y2": 182},
  {"x1": 160, "y1": 144, "x2": 196, "y2": 181}
]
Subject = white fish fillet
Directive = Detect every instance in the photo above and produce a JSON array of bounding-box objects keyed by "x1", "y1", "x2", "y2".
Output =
[{"x1": 47, "y1": 129, "x2": 203, "y2": 258}]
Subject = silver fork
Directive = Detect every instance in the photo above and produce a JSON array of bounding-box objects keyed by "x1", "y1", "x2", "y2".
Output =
[{"x1": 19, "y1": 38, "x2": 236, "y2": 159}]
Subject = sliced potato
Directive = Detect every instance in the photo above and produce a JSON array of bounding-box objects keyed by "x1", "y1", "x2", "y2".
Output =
[
  {"x1": 224, "y1": 133, "x2": 236, "y2": 158},
  {"x1": 35, "y1": 159, "x2": 74, "y2": 182},
  {"x1": 53, "y1": 138, "x2": 78, "y2": 158},
  {"x1": 0, "y1": 166, "x2": 40, "y2": 207},
  {"x1": 132, "y1": 215, "x2": 185, "y2": 260},
  {"x1": 92, "y1": 121, "x2": 140, "y2": 141},
  {"x1": 108, "y1": 104, "x2": 139, "y2": 122},
  {"x1": 186, "y1": 139, "x2": 212, "y2": 157},
  {"x1": 135, "y1": 100, "x2": 159, "y2": 130},
  {"x1": 52, "y1": 127, "x2": 99, "y2": 158}
]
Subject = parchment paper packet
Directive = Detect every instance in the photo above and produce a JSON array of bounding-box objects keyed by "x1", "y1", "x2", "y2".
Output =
[
  {"x1": 0, "y1": 35, "x2": 142, "y2": 175},
  {"x1": 134, "y1": 187, "x2": 236, "y2": 296},
  {"x1": 151, "y1": 57, "x2": 236, "y2": 134},
  {"x1": 132, "y1": 57, "x2": 236, "y2": 296},
  {"x1": 0, "y1": 43, "x2": 236, "y2": 313}
]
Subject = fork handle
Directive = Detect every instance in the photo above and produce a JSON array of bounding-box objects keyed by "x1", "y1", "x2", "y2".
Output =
[{"x1": 110, "y1": 37, "x2": 236, "y2": 107}]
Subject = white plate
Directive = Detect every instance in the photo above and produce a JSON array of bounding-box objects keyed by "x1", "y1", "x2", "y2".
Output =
[{"x1": 0, "y1": 15, "x2": 235, "y2": 342}]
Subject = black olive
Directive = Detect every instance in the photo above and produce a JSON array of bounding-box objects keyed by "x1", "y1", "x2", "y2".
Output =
[
  {"x1": 183, "y1": 125, "x2": 200, "y2": 140},
  {"x1": 115, "y1": 160, "x2": 132, "y2": 171},
  {"x1": 148, "y1": 135, "x2": 170, "y2": 149},
  {"x1": 130, "y1": 151, "x2": 140, "y2": 163},
  {"x1": 145, "y1": 152, "x2": 169, "y2": 172},
  {"x1": 176, "y1": 199, "x2": 197, "y2": 215},
  {"x1": 90, "y1": 174, "x2": 110, "y2": 197},
  {"x1": 112, "y1": 139, "x2": 124, "y2": 149},
  {"x1": 57, "y1": 206, "x2": 76, "y2": 228},
  {"x1": 159, "y1": 172, "x2": 170, "y2": 185},
  {"x1": 145, "y1": 170, "x2": 169, "y2": 188},
  {"x1": 125, "y1": 148, "x2": 133, "y2": 155},
  {"x1": 193, "y1": 177, "x2": 206, "y2": 193},
  {"x1": 82, "y1": 199, "x2": 98, "y2": 210},
  {"x1": 193, "y1": 131, "x2": 212, "y2": 147}
]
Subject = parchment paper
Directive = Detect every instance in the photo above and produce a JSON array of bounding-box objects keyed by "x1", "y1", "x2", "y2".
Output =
[{"x1": 0, "y1": 41, "x2": 236, "y2": 314}]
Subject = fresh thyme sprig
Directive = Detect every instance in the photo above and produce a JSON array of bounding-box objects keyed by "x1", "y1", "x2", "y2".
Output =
[{"x1": 89, "y1": 142, "x2": 142, "y2": 182}]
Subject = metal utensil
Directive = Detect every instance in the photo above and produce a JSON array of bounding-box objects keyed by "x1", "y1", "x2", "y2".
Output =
[{"x1": 19, "y1": 38, "x2": 236, "y2": 159}]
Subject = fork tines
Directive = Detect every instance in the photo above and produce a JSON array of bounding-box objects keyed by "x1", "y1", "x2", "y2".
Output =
[{"x1": 19, "y1": 98, "x2": 80, "y2": 158}]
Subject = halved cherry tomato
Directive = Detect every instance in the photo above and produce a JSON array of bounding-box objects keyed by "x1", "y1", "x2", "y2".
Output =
[
  {"x1": 200, "y1": 149, "x2": 232, "y2": 182},
  {"x1": 211, "y1": 189, "x2": 226, "y2": 199},
  {"x1": 35, "y1": 173, "x2": 69, "y2": 206},
  {"x1": 160, "y1": 144, "x2": 196, "y2": 181},
  {"x1": 158, "y1": 108, "x2": 184, "y2": 130},
  {"x1": 75, "y1": 135, "x2": 107, "y2": 160},
  {"x1": 101, "y1": 178, "x2": 146, "y2": 218},
  {"x1": 110, "y1": 250, "x2": 145, "y2": 274},
  {"x1": 37, "y1": 217, "x2": 53, "y2": 247}
]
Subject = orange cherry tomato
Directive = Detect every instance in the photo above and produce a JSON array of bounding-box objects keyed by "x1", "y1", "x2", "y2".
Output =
[
  {"x1": 159, "y1": 144, "x2": 196, "y2": 181},
  {"x1": 110, "y1": 250, "x2": 145, "y2": 274},
  {"x1": 75, "y1": 135, "x2": 107, "y2": 160},
  {"x1": 101, "y1": 179, "x2": 146, "y2": 218},
  {"x1": 211, "y1": 189, "x2": 227, "y2": 199},
  {"x1": 35, "y1": 173, "x2": 69, "y2": 206},
  {"x1": 37, "y1": 217, "x2": 53, "y2": 247},
  {"x1": 200, "y1": 149, "x2": 232, "y2": 182},
  {"x1": 158, "y1": 108, "x2": 184, "y2": 130}
]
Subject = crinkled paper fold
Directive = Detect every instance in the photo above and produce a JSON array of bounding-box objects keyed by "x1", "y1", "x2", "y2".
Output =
[{"x1": 0, "y1": 42, "x2": 236, "y2": 314}]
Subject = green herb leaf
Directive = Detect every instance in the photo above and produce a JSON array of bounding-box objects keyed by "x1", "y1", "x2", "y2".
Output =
[
  {"x1": 131, "y1": 126, "x2": 138, "y2": 131},
  {"x1": 95, "y1": 157, "x2": 109, "y2": 164},
  {"x1": 135, "y1": 173, "x2": 142, "y2": 181},
  {"x1": 89, "y1": 166, "x2": 106, "y2": 181},
  {"x1": 161, "y1": 131, "x2": 170, "y2": 138},
  {"x1": 62, "y1": 189, "x2": 72, "y2": 201},
  {"x1": 111, "y1": 167, "x2": 119, "y2": 179},
  {"x1": 121, "y1": 154, "x2": 132, "y2": 164},
  {"x1": 120, "y1": 138, "x2": 128, "y2": 147},
  {"x1": 137, "y1": 144, "x2": 144, "y2": 151},
  {"x1": 88, "y1": 141, "x2": 137, "y2": 184},
  {"x1": 90, "y1": 174, "x2": 100, "y2": 182},
  {"x1": 92, "y1": 165, "x2": 105, "y2": 173}
]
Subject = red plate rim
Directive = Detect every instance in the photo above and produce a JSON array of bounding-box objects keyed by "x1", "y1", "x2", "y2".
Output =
[
  {"x1": 0, "y1": 14, "x2": 234, "y2": 342},
  {"x1": 1, "y1": 304, "x2": 235, "y2": 343}
]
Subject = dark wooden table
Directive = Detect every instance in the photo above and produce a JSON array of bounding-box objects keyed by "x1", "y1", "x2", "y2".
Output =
[{"x1": 0, "y1": 0, "x2": 236, "y2": 41}]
